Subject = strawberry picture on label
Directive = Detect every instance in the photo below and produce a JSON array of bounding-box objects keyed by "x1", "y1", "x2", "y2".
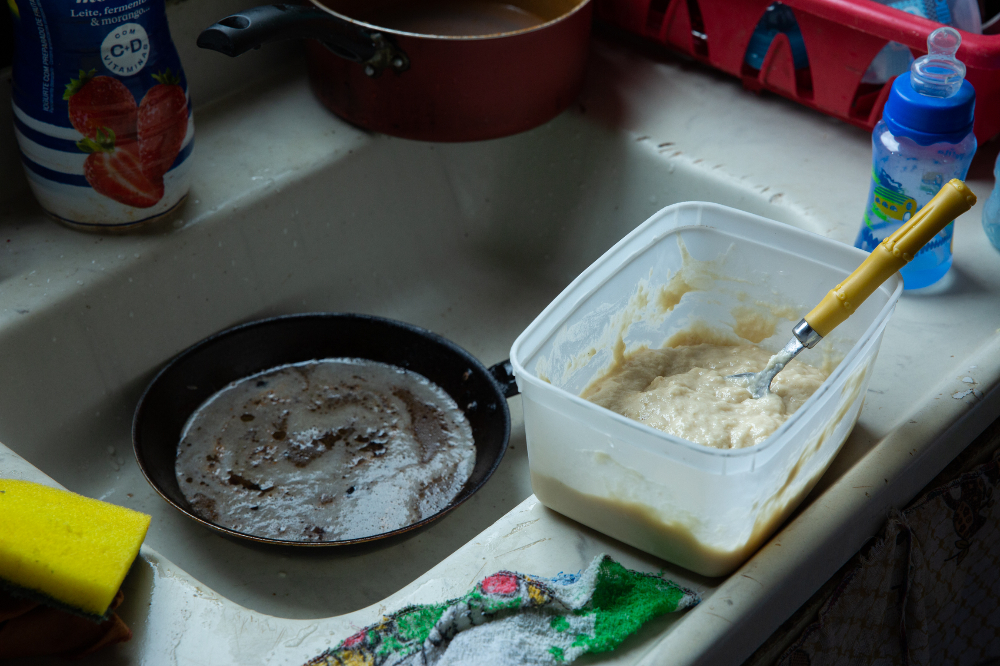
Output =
[
  {"x1": 64, "y1": 70, "x2": 138, "y2": 144},
  {"x1": 78, "y1": 129, "x2": 164, "y2": 208},
  {"x1": 138, "y1": 69, "x2": 189, "y2": 180}
]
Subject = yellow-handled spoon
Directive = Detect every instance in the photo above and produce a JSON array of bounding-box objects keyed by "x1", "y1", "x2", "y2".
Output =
[{"x1": 729, "y1": 178, "x2": 977, "y2": 398}]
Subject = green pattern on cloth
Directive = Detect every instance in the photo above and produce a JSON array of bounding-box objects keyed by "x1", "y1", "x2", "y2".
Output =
[{"x1": 306, "y1": 555, "x2": 699, "y2": 666}]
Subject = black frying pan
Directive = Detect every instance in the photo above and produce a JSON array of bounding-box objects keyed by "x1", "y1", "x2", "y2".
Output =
[{"x1": 132, "y1": 313, "x2": 518, "y2": 546}]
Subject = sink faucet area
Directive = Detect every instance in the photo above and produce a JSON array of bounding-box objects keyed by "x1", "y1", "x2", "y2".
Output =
[{"x1": 1, "y1": 0, "x2": 1000, "y2": 662}]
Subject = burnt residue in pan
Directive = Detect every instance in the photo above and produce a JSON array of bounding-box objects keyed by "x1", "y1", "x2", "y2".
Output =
[{"x1": 175, "y1": 358, "x2": 476, "y2": 542}]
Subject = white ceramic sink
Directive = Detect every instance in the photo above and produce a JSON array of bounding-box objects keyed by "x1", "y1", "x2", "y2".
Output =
[
  {"x1": 1, "y1": 26, "x2": 999, "y2": 666},
  {"x1": 0, "y1": 69, "x2": 804, "y2": 619}
]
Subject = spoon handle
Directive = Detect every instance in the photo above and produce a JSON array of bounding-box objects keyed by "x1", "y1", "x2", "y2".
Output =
[{"x1": 804, "y1": 178, "x2": 976, "y2": 337}]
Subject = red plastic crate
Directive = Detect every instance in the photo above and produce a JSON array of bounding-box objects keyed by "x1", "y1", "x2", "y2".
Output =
[{"x1": 597, "y1": 0, "x2": 1000, "y2": 141}]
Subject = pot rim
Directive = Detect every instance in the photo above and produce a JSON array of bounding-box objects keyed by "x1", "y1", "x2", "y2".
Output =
[{"x1": 308, "y1": 0, "x2": 592, "y2": 41}]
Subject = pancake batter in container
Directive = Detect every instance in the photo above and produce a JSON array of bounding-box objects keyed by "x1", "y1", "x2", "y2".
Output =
[
  {"x1": 512, "y1": 207, "x2": 901, "y2": 577},
  {"x1": 531, "y1": 333, "x2": 836, "y2": 576},
  {"x1": 582, "y1": 343, "x2": 829, "y2": 450}
]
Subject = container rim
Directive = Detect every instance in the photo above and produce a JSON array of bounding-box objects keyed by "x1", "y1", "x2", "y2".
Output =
[{"x1": 509, "y1": 201, "x2": 904, "y2": 462}]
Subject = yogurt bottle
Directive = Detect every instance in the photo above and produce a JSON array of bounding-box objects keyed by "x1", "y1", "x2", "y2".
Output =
[{"x1": 9, "y1": 0, "x2": 194, "y2": 232}]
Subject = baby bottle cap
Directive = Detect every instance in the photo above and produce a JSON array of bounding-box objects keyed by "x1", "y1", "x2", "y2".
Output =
[
  {"x1": 883, "y1": 27, "x2": 975, "y2": 146},
  {"x1": 911, "y1": 27, "x2": 966, "y2": 98}
]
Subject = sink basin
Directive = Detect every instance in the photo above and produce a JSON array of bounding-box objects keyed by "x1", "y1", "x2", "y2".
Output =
[
  {"x1": 2, "y1": 32, "x2": 998, "y2": 666},
  {"x1": 0, "y1": 66, "x2": 808, "y2": 624}
]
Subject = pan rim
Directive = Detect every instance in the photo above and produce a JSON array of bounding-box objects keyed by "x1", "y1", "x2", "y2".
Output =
[
  {"x1": 308, "y1": 0, "x2": 591, "y2": 41},
  {"x1": 132, "y1": 311, "x2": 512, "y2": 547}
]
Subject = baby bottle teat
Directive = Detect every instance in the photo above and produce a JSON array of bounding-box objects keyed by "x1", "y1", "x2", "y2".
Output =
[{"x1": 911, "y1": 26, "x2": 966, "y2": 97}]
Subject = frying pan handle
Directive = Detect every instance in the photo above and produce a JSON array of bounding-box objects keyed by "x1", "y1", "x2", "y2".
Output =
[
  {"x1": 197, "y1": 3, "x2": 410, "y2": 77},
  {"x1": 489, "y1": 360, "x2": 520, "y2": 399}
]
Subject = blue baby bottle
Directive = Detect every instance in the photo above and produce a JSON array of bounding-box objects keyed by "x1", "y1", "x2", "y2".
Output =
[{"x1": 855, "y1": 27, "x2": 977, "y2": 289}]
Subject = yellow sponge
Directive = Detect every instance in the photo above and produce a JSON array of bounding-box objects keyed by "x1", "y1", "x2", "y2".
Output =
[{"x1": 0, "y1": 479, "x2": 151, "y2": 619}]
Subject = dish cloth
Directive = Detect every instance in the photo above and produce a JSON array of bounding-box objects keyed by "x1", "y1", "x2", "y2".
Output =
[{"x1": 306, "y1": 554, "x2": 699, "y2": 666}]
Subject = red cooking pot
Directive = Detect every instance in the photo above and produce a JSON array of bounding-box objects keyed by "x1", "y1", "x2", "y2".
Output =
[{"x1": 198, "y1": 0, "x2": 592, "y2": 141}]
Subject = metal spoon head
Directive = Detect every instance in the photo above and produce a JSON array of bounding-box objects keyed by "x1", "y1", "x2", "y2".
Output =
[
  {"x1": 726, "y1": 337, "x2": 806, "y2": 399},
  {"x1": 726, "y1": 371, "x2": 774, "y2": 399}
]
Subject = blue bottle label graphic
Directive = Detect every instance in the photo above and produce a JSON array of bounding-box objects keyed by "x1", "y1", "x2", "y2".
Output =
[
  {"x1": 10, "y1": 0, "x2": 194, "y2": 229},
  {"x1": 856, "y1": 167, "x2": 954, "y2": 288}
]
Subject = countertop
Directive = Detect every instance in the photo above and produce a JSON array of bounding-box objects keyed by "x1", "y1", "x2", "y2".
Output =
[{"x1": 1, "y1": 13, "x2": 999, "y2": 665}]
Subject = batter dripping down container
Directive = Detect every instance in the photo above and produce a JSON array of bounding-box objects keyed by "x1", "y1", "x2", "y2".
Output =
[{"x1": 510, "y1": 202, "x2": 903, "y2": 577}]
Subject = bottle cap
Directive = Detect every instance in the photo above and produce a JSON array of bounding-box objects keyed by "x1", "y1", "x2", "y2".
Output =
[{"x1": 882, "y1": 27, "x2": 975, "y2": 146}]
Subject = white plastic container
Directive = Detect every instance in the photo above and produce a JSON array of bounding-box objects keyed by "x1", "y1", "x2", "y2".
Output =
[{"x1": 510, "y1": 202, "x2": 903, "y2": 577}]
